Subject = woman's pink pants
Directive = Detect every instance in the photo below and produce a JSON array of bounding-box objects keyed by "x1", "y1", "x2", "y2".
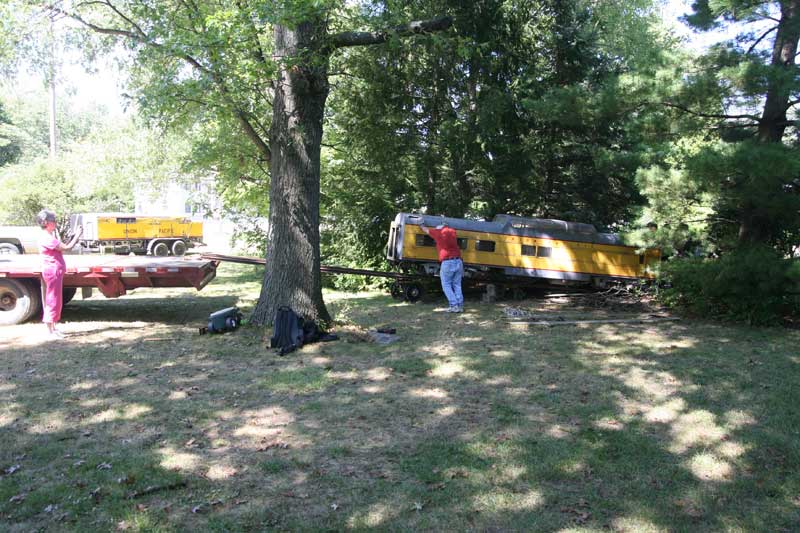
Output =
[{"x1": 42, "y1": 266, "x2": 64, "y2": 323}]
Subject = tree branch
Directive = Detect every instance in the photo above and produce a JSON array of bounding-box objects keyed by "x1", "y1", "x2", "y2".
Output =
[
  {"x1": 662, "y1": 101, "x2": 759, "y2": 121},
  {"x1": 746, "y1": 25, "x2": 777, "y2": 55},
  {"x1": 52, "y1": 2, "x2": 272, "y2": 163},
  {"x1": 328, "y1": 16, "x2": 453, "y2": 49}
]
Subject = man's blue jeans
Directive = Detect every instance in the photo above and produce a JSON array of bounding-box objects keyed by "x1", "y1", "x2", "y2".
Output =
[{"x1": 440, "y1": 258, "x2": 464, "y2": 308}]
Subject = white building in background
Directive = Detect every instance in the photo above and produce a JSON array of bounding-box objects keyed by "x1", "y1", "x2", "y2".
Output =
[{"x1": 133, "y1": 179, "x2": 236, "y2": 253}]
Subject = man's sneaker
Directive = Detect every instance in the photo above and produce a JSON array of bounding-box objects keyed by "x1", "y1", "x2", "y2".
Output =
[{"x1": 446, "y1": 307, "x2": 458, "y2": 313}]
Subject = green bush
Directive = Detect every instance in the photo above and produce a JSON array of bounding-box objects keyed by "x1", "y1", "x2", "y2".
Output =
[{"x1": 660, "y1": 246, "x2": 800, "y2": 325}]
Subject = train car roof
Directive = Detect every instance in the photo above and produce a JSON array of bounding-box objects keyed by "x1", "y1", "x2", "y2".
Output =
[{"x1": 394, "y1": 212, "x2": 625, "y2": 246}]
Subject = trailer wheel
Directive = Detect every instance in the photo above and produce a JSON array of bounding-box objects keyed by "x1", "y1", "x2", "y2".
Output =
[
  {"x1": 63, "y1": 287, "x2": 77, "y2": 305},
  {"x1": 152, "y1": 241, "x2": 170, "y2": 257},
  {"x1": 171, "y1": 240, "x2": 187, "y2": 256},
  {"x1": 404, "y1": 283, "x2": 423, "y2": 303},
  {"x1": 390, "y1": 282, "x2": 404, "y2": 300},
  {"x1": 0, "y1": 243, "x2": 21, "y2": 255},
  {"x1": 0, "y1": 279, "x2": 39, "y2": 325}
]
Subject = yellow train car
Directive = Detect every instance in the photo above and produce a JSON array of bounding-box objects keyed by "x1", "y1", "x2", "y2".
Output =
[
  {"x1": 386, "y1": 213, "x2": 659, "y2": 287},
  {"x1": 69, "y1": 213, "x2": 203, "y2": 256}
]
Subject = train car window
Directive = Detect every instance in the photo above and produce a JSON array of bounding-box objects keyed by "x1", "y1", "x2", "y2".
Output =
[
  {"x1": 536, "y1": 246, "x2": 552, "y2": 258},
  {"x1": 639, "y1": 254, "x2": 645, "y2": 264},
  {"x1": 457, "y1": 238, "x2": 467, "y2": 250},
  {"x1": 116, "y1": 217, "x2": 136, "y2": 224},
  {"x1": 521, "y1": 244, "x2": 535, "y2": 256},
  {"x1": 475, "y1": 240, "x2": 496, "y2": 252},
  {"x1": 415, "y1": 234, "x2": 436, "y2": 247}
]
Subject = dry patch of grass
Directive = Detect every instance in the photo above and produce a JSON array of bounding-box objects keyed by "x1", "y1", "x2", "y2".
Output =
[{"x1": 1, "y1": 263, "x2": 799, "y2": 531}]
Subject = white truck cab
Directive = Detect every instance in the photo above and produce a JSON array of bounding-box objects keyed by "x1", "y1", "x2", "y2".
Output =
[{"x1": 0, "y1": 226, "x2": 42, "y2": 254}]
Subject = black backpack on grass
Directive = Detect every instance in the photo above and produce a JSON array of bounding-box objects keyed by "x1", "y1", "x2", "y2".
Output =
[{"x1": 270, "y1": 306, "x2": 305, "y2": 356}]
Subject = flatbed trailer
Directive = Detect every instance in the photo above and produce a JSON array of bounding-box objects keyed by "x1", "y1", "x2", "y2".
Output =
[{"x1": 0, "y1": 255, "x2": 218, "y2": 325}]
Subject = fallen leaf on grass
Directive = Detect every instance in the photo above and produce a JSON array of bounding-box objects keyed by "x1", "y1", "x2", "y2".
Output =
[
  {"x1": 330, "y1": 503, "x2": 339, "y2": 511},
  {"x1": 561, "y1": 506, "x2": 592, "y2": 524},
  {"x1": 448, "y1": 468, "x2": 469, "y2": 479},
  {"x1": 3, "y1": 464, "x2": 21, "y2": 475},
  {"x1": 73, "y1": 460, "x2": 86, "y2": 467},
  {"x1": 257, "y1": 440, "x2": 290, "y2": 451},
  {"x1": 117, "y1": 474, "x2": 136, "y2": 485},
  {"x1": 90, "y1": 487, "x2": 102, "y2": 503},
  {"x1": 191, "y1": 504, "x2": 206, "y2": 514},
  {"x1": 9, "y1": 493, "x2": 26, "y2": 504},
  {"x1": 43, "y1": 504, "x2": 58, "y2": 513},
  {"x1": 413, "y1": 502, "x2": 424, "y2": 512},
  {"x1": 97, "y1": 462, "x2": 112, "y2": 470}
]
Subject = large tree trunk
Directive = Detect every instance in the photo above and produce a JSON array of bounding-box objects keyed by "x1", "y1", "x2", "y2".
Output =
[
  {"x1": 756, "y1": 0, "x2": 800, "y2": 144},
  {"x1": 251, "y1": 19, "x2": 332, "y2": 326},
  {"x1": 739, "y1": 0, "x2": 800, "y2": 244}
]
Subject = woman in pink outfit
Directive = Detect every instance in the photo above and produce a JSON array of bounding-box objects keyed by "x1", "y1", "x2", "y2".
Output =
[{"x1": 36, "y1": 210, "x2": 82, "y2": 338}]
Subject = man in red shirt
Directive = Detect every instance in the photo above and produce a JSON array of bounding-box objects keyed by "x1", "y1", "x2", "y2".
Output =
[{"x1": 420, "y1": 221, "x2": 464, "y2": 313}]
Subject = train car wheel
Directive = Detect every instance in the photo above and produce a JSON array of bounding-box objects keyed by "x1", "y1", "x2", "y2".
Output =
[
  {"x1": 171, "y1": 240, "x2": 187, "y2": 256},
  {"x1": 152, "y1": 241, "x2": 170, "y2": 257},
  {"x1": 390, "y1": 282, "x2": 404, "y2": 300},
  {"x1": 404, "y1": 283, "x2": 423, "y2": 303}
]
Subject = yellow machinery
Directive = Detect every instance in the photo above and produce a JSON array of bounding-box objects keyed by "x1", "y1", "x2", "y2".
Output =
[
  {"x1": 387, "y1": 213, "x2": 660, "y2": 287},
  {"x1": 69, "y1": 213, "x2": 203, "y2": 256}
]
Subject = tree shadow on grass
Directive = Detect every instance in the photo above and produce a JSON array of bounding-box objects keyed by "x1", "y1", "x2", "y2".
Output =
[
  {"x1": 61, "y1": 295, "x2": 241, "y2": 326},
  {"x1": 1, "y1": 291, "x2": 799, "y2": 531}
]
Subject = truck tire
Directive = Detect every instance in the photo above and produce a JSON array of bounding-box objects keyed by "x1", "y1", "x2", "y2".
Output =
[
  {"x1": 0, "y1": 278, "x2": 39, "y2": 325},
  {"x1": 171, "y1": 240, "x2": 187, "y2": 256},
  {"x1": 22, "y1": 279, "x2": 42, "y2": 322},
  {"x1": 0, "y1": 243, "x2": 21, "y2": 255},
  {"x1": 152, "y1": 241, "x2": 170, "y2": 257},
  {"x1": 63, "y1": 287, "x2": 77, "y2": 305}
]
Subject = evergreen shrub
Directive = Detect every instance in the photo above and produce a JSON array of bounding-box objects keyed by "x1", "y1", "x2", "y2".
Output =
[{"x1": 660, "y1": 246, "x2": 800, "y2": 325}]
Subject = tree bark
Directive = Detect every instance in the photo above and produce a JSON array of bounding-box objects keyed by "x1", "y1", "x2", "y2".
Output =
[
  {"x1": 756, "y1": 0, "x2": 800, "y2": 143},
  {"x1": 251, "y1": 19, "x2": 332, "y2": 325}
]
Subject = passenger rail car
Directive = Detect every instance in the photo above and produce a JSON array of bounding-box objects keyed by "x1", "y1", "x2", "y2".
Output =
[{"x1": 386, "y1": 213, "x2": 660, "y2": 287}]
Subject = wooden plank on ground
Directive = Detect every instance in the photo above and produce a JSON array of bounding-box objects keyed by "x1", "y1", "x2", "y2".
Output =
[{"x1": 507, "y1": 316, "x2": 679, "y2": 326}]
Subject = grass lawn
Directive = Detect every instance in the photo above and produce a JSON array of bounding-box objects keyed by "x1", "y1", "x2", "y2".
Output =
[{"x1": 1, "y1": 263, "x2": 799, "y2": 532}]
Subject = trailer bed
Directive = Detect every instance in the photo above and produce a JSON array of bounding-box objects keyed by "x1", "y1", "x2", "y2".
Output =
[{"x1": 0, "y1": 254, "x2": 218, "y2": 298}]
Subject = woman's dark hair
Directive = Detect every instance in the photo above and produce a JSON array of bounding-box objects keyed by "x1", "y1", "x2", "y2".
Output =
[{"x1": 36, "y1": 209, "x2": 57, "y2": 229}]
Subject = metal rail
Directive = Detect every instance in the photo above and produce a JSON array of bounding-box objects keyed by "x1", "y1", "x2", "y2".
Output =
[{"x1": 200, "y1": 253, "x2": 427, "y2": 280}]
